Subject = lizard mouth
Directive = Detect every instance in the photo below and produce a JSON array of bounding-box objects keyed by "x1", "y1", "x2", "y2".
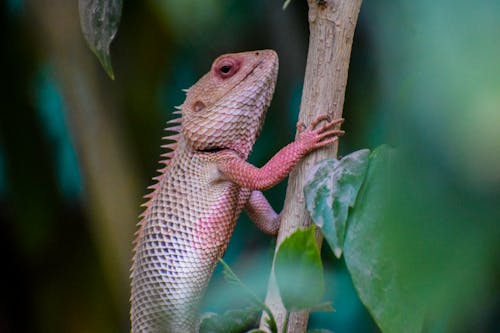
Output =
[
  {"x1": 198, "y1": 147, "x2": 225, "y2": 153},
  {"x1": 198, "y1": 147, "x2": 245, "y2": 159}
]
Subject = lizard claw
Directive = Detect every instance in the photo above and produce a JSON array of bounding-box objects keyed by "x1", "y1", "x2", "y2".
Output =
[
  {"x1": 310, "y1": 114, "x2": 330, "y2": 129},
  {"x1": 309, "y1": 114, "x2": 344, "y2": 129},
  {"x1": 297, "y1": 114, "x2": 345, "y2": 151},
  {"x1": 296, "y1": 121, "x2": 307, "y2": 133},
  {"x1": 309, "y1": 115, "x2": 344, "y2": 134}
]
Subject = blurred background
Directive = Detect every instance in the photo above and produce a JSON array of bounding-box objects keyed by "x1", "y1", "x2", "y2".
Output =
[{"x1": 0, "y1": 0, "x2": 498, "y2": 332}]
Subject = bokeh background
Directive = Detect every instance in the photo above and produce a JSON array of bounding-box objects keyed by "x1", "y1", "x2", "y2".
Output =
[{"x1": 1, "y1": 0, "x2": 498, "y2": 332}]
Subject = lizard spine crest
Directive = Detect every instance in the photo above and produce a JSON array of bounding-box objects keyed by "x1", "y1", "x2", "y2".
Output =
[{"x1": 132, "y1": 112, "x2": 182, "y2": 252}]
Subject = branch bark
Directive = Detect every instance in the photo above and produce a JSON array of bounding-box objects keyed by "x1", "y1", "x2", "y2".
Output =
[{"x1": 260, "y1": 0, "x2": 362, "y2": 332}]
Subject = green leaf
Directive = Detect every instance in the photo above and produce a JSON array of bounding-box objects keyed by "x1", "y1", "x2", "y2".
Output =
[
  {"x1": 304, "y1": 149, "x2": 370, "y2": 257},
  {"x1": 199, "y1": 307, "x2": 260, "y2": 333},
  {"x1": 274, "y1": 227, "x2": 324, "y2": 311},
  {"x1": 78, "y1": 0, "x2": 122, "y2": 80},
  {"x1": 219, "y1": 259, "x2": 278, "y2": 333},
  {"x1": 264, "y1": 315, "x2": 278, "y2": 333},
  {"x1": 306, "y1": 330, "x2": 335, "y2": 333},
  {"x1": 343, "y1": 145, "x2": 424, "y2": 333}
]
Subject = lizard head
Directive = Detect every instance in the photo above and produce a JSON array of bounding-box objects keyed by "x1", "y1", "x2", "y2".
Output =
[{"x1": 181, "y1": 50, "x2": 279, "y2": 159}]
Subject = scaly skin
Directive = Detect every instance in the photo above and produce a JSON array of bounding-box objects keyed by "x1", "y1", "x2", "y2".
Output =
[{"x1": 130, "y1": 50, "x2": 344, "y2": 333}]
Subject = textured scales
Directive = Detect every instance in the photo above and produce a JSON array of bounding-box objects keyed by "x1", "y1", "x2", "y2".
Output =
[{"x1": 130, "y1": 50, "x2": 344, "y2": 333}]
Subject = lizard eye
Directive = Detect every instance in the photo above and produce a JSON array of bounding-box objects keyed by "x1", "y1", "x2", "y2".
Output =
[
  {"x1": 214, "y1": 57, "x2": 240, "y2": 79},
  {"x1": 220, "y1": 65, "x2": 232, "y2": 74}
]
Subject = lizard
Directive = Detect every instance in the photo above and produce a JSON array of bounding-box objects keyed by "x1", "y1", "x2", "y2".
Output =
[{"x1": 130, "y1": 49, "x2": 344, "y2": 333}]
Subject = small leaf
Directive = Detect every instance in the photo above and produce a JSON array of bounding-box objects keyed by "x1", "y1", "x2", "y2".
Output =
[
  {"x1": 219, "y1": 259, "x2": 264, "y2": 309},
  {"x1": 199, "y1": 307, "x2": 260, "y2": 333},
  {"x1": 343, "y1": 145, "x2": 424, "y2": 333},
  {"x1": 264, "y1": 315, "x2": 278, "y2": 333},
  {"x1": 274, "y1": 227, "x2": 324, "y2": 311},
  {"x1": 220, "y1": 258, "x2": 242, "y2": 287},
  {"x1": 282, "y1": 0, "x2": 292, "y2": 10},
  {"x1": 219, "y1": 259, "x2": 278, "y2": 333},
  {"x1": 304, "y1": 149, "x2": 370, "y2": 257},
  {"x1": 79, "y1": 0, "x2": 122, "y2": 80}
]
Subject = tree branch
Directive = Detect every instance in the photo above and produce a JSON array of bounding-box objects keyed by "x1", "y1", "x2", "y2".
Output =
[{"x1": 260, "y1": 0, "x2": 362, "y2": 332}]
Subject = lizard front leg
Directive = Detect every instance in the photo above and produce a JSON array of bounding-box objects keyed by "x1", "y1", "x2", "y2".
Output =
[
  {"x1": 245, "y1": 190, "x2": 282, "y2": 235},
  {"x1": 217, "y1": 115, "x2": 344, "y2": 191}
]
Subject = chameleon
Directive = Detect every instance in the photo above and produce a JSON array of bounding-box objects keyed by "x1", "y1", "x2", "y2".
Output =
[{"x1": 130, "y1": 49, "x2": 344, "y2": 333}]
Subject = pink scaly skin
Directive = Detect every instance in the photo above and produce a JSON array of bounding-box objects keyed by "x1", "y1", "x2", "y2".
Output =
[
  {"x1": 130, "y1": 50, "x2": 344, "y2": 333},
  {"x1": 217, "y1": 116, "x2": 344, "y2": 191}
]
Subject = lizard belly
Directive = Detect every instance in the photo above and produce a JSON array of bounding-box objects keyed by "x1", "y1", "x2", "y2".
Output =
[{"x1": 131, "y1": 162, "x2": 248, "y2": 333}]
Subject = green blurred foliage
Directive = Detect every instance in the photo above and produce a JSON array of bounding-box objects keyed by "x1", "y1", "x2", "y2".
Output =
[
  {"x1": 0, "y1": 0, "x2": 498, "y2": 333},
  {"x1": 34, "y1": 66, "x2": 82, "y2": 199}
]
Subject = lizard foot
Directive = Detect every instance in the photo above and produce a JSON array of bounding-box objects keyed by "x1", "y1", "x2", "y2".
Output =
[{"x1": 297, "y1": 114, "x2": 345, "y2": 150}]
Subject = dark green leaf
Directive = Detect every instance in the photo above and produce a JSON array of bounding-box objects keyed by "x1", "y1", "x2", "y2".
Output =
[
  {"x1": 306, "y1": 330, "x2": 335, "y2": 333},
  {"x1": 264, "y1": 314, "x2": 278, "y2": 333},
  {"x1": 79, "y1": 0, "x2": 122, "y2": 79},
  {"x1": 343, "y1": 145, "x2": 424, "y2": 333},
  {"x1": 304, "y1": 149, "x2": 370, "y2": 257},
  {"x1": 274, "y1": 227, "x2": 324, "y2": 311},
  {"x1": 199, "y1": 307, "x2": 260, "y2": 333}
]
